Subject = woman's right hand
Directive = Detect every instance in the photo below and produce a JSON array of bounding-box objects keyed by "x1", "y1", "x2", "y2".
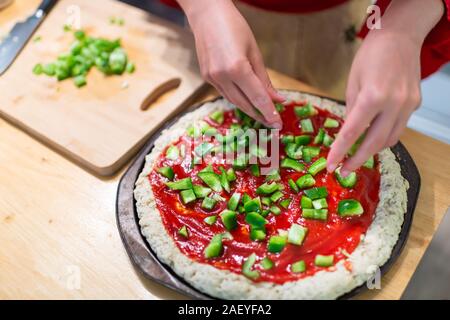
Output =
[{"x1": 178, "y1": 0, "x2": 285, "y2": 128}]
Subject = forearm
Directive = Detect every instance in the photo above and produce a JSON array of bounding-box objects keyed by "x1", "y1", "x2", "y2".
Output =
[
  {"x1": 375, "y1": 0, "x2": 444, "y2": 44},
  {"x1": 176, "y1": 0, "x2": 235, "y2": 29}
]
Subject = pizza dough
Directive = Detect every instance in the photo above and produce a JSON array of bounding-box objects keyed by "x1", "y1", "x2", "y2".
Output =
[{"x1": 134, "y1": 90, "x2": 409, "y2": 299}]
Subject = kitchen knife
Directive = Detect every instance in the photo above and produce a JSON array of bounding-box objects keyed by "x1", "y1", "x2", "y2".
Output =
[
  {"x1": 401, "y1": 207, "x2": 450, "y2": 300},
  {"x1": 0, "y1": 0, "x2": 57, "y2": 75}
]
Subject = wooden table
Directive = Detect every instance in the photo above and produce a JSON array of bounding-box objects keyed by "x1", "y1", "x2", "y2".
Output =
[{"x1": 1, "y1": 0, "x2": 449, "y2": 300}]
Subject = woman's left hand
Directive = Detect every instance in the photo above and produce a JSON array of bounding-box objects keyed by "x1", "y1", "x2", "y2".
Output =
[{"x1": 326, "y1": 30, "x2": 422, "y2": 176}]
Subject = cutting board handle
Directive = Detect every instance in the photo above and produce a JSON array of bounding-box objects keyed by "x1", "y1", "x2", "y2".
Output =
[{"x1": 140, "y1": 78, "x2": 181, "y2": 111}]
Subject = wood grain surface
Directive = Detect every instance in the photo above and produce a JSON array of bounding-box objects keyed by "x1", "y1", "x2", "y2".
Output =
[
  {"x1": 0, "y1": 0, "x2": 449, "y2": 300},
  {"x1": 0, "y1": 0, "x2": 204, "y2": 176}
]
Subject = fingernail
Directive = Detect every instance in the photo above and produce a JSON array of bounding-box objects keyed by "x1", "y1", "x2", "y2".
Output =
[
  {"x1": 327, "y1": 163, "x2": 336, "y2": 173},
  {"x1": 340, "y1": 169, "x2": 349, "y2": 177}
]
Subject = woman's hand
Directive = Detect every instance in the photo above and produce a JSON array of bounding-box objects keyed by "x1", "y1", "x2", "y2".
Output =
[
  {"x1": 178, "y1": 0, "x2": 284, "y2": 128},
  {"x1": 327, "y1": 0, "x2": 444, "y2": 176}
]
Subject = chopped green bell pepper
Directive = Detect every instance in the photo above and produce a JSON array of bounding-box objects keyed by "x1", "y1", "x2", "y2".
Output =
[
  {"x1": 220, "y1": 210, "x2": 238, "y2": 230},
  {"x1": 166, "y1": 177, "x2": 193, "y2": 190},
  {"x1": 157, "y1": 166, "x2": 174, "y2": 180},
  {"x1": 338, "y1": 199, "x2": 364, "y2": 217}
]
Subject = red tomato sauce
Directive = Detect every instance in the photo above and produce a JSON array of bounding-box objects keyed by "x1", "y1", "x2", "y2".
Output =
[{"x1": 148, "y1": 102, "x2": 380, "y2": 284}]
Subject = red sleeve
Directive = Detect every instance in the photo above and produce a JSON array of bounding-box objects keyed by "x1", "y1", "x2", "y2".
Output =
[{"x1": 359, "y1": 0, "x2": 450, "y2": 78}]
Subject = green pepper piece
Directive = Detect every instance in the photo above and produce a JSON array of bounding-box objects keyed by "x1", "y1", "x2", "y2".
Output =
[
  {"x1": 256, "y1": 182, "x2": 279, "y2": 195},
  {"x1": 308, "y1": 157, "x2": 327, "y2": 176},
  {"x1": 192, "y1": 184, "x2": 212, "y2": 198},
  {"x1": 242, "y1": 193, "x2": 252, "y2": 204},
  {"x1": 226, "y1": 168, "x2": 237, "y2": 181},
  {"x1": 250, "y1": 164, "x2": 260, "y2": 177},
  {"x1": 281, "y1": 158, "x2": 304, "y2": 172},
  {"x1": 157, "y1": 167, "x2": 174, "y2": 180},
  {"x1": 74, "y1": 75, "x2": 87, "y2": 87},
  {"x1": 313, "y1": 128, "x2": 325, "y2": 145},
  {"x1": 265, "y1": 169, "x2": 281, "y2": 182},
  {"x1": 244, "y1": 197, "x2": 261, "y2": 213},
  {"x1": 285, "y1": 143, "x2": 303, "y2": 160},
  {"x1": 195, "y1": 142, "x2": 214, "y2": 157},
  {"x1": 270, "y1": 205, "x2": 281, "y2": 215},
  {"x1": 219, "y1": 167, "x2": 231, "y2": 193},
  {"x1": 267, "y1": 235, "x2": 287, "y2": 253},
  {"x1": 312, "y1": 198, "x2": 328, "y2": 209},
  {"x1": 260, "y1": 257, "x2": 274, "y2": 270},
  {"x1": 348, "y1": 134, "x2": 365, "y2": 156},
  {"x1": 245, "y1": 211, "x2": 267, "y2": 228},
  {"x1": 180, "y1": 189, "x2": 196, "y2": 204},
  {"x1": 261, "y1": 197, "x2": 271, "y2": 207},
  {"x1": 279, "y1": 199, "x2": 291, "y2": 209},
  {"x1": 294, "y1": 103, "x2": 317, "y2": 118},
  {"x1": 338, "y1": 199, "x2": 364, "y2": 217},
  {"x1": 200, "y1": 165, "x2": 214, "y2": 173},
  {"x1": 302, "y1": 208, "x2": 328, "y2": 220},
  {"x1": 202, "y1": 197, "x2": 217, "y2": 210},
  {"x1": 304, "y1": 187, "x2": 328, "y2": 200},
  {"x1": 334, "y1": 167, "x2": 357, "y2": 188},
  {"x1": 296, "y1": 174, "x2": 316, "y2": 189},
  {"x1": 33, "y1": 63, "x2": 43, "y2": 75},
  {"x1": 166, "y1": 177, "x2": 193, "y2": 190},
  {"x1": 315, "y1": 255, "x2": 334, "y2": 267},
  {"x1": 363, "y1": 156, "x2": 375, "y2": 169},
  {"x1": 300, "y1": 119, "x2": 314, "y2": 133},
  {"x1": 42, "y1": 63, "x2": 56, "y2": 76},
  {"x1": 323, "y1": 133, "x2": 334, "y2": 148},
  {"x1": 198, "y1": 172, "x2": 223, "y2": 193},
  {"x1": 288, "y1": 179, "x2": 299, "y2": 193},
  {"x1": 270, "y1": 191, "x2": 283, "y2": 203},
  {"x1": 250, "y1": 226, "x2": 266, "y2": 241},
  {"x1": 302, "y1": 146, "x2": 320, "y2": 163},
  {"x1": 288, "y1": 224, "x2": 308, "y2": 246},
  {"x1": 301, "y1": 196, "x2": 313, "y2": 209},
  {"x1": 204, "y1": 234, "x2": 223, "y2": 258},
  {"x1": 204, "y1": 215, "x2": 217, "y2": 225},
  {"x1": 294, "y1": 135, "x2": 311, "y2": 145},
  {"x1": 220, "y1": 210, "x2": 238, "y2": 231},
  {"x1": 178, "y1": 225, "x2": 189, "y2": 238},
  {"x1": 324, "y1": 118, "x2": 339, "y2": 128},
  {"x1": 281, "y1": 135, "x2": 294, "y2": 145},
  {"x1": 242, "y1": 253, "x2": 260, "y2": 280},
  {"x1": 166, "y1": 145, "x2": 179, "y2": 160},
  {"x1": 109, "y1": 47, "x2": 128, "y2": 74},
  {"x1": 261, "y1": 209, "x2": 270, "y2": 217},
  {"x1": 209, "y1": 110, "x2": 224, "y2": 124},
  {"x1": 291, "y1": 260, "x2": 306, "y2": 273},
  {"x1": 227, "y1": 192, "x2": 241, "y2": 211},
  {"x1": 126, "y1": 61, "x2": 135, "y2": 73},
  {"x1": 275, "y1": 103, "x2": 285, "y2": 112}
]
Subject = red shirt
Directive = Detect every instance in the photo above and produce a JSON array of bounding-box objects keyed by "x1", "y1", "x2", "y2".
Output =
[{"x1": 161, "y1": 0, "x2": 450, "y2": 78}]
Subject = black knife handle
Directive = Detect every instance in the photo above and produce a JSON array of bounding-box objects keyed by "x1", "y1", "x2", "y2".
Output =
[{"x1": 37, "y1": 0, "x2": 57, "y2": 14}]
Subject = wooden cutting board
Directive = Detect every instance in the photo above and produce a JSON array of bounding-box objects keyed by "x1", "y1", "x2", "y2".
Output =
[{"x1": 0, "y1": 0, "x2": 204, "y2": 176}]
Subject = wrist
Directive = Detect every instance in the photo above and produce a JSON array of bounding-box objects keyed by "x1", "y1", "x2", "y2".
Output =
[
  {"x1": 177, "y1": 0, "x2": 235, "y2": 30},
  {"x1": 370, "y1": 0, "x2": 444, "y2": 45}
]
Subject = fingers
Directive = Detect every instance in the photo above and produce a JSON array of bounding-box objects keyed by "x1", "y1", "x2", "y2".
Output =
[
  {"x1": 231, "y1": 61, "x2": 282, "y2": 128},
  {"x1": 340, "y1": 110, "x2": 397, "y2": 175},
  {"x1": 217, "y1": 79, "x2": 267, "y2": 124},
  {"x1": 327, "y1": 94, "x2": 379, "y2": 172},
  {"x1": 249, "y1": 50, "x2": 285, "y2": 103}
]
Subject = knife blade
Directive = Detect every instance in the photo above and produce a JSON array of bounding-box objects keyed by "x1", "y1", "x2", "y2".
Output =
[
  {"x1": 401, "y1": 207, "x2": 450, "y2": 300},
  {"x1": 0, "y1": 0, "x2": 57, "y2": 75}
]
